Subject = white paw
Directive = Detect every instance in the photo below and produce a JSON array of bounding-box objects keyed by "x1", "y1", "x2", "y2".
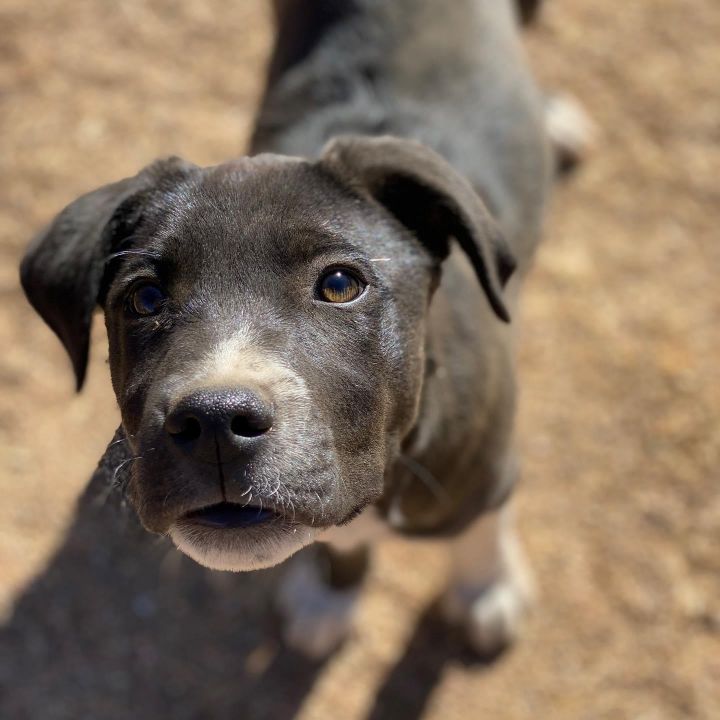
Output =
[
  {"x1": 442, "y1": 578, "x2": 528, "y2": 656},
  {"x1": 276, "y1": 553, "x2": 359, "y2": 660},
  {"x1": 441, "y1": 537, "x2": 534, "y2": 656},
  {"x1": 544, "y1": 92, "x2": 597, "y2": 172}
]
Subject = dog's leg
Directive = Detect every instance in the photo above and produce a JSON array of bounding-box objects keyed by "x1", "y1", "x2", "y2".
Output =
[
  {"x1": 440, "y1": 500, "x2": 534, "y2": 657},
  {"x1": 277, "y1": 543, "x2": 369, "y2": 659},
  {"x1": 277, "y1": 510, "x2": 389, "y2": 658}
]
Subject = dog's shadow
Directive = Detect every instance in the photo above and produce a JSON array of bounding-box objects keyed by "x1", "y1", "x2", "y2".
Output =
[
  {"x1": 365, "y1": 606, "x2": 500, "y2": 720},
  {"x1": 0, "y1": 471, "x2": 499, "y2": 720}
]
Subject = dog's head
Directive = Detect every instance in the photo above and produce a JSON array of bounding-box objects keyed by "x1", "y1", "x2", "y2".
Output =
[{"x1": 21, "y1": 136, "x2": 514, "y2": 571}]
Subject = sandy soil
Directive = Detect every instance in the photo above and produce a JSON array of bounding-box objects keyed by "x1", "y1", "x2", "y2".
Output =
[{"x1": 0, "y1": 1, "x2": 718, "y2": 718}]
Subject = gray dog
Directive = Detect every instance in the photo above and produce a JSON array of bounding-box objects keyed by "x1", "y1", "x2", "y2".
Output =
[{"x1": 21, "y1": 0, "x2": 560, "y2": 658}]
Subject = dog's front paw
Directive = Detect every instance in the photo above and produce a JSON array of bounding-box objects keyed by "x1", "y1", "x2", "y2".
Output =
[
  {"x1": 276, "y1": 553, "x2": 359, "y2": 660},
  {"x1": 441, "y1": 537, "x2": 535, "y2": 657},
  {"x1": 441, "y1": 576, "x2": 529, "y2": 657},
  {"x1": 544, "y1": 92, "x2": 597, "y2": 175}
]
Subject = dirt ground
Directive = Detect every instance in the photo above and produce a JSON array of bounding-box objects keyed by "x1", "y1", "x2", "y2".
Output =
[{"x1": 0, "y1": 1, "x2": 718, "y2": 718}]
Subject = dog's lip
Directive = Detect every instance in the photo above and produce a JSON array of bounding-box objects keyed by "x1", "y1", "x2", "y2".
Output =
[{"x1": 182, "y1": 501, "x2": 279, "y2": 529}]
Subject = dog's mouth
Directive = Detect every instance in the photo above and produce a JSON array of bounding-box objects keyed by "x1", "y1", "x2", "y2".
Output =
[
  {"x1": 169, "y1": 500, "x2": 317, "y2": 572},
  {"x1": 183, "y1": 502, "x2": 278, "y2": 529}
]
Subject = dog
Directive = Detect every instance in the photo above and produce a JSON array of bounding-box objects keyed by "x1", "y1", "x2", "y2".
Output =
[{"x1": 21, "y1": 0, "x2": 558, "y2": 658}]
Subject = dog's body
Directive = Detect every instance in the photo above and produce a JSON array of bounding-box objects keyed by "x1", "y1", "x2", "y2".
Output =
[
  {"x1": 21, "y1": 0, "x2": 552, "y2": 657},
  {"x1": 254, "y1": 0, "x2": 550, "y2": 538}
]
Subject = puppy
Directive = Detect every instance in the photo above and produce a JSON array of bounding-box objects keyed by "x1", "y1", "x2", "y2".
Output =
[{"x1": 21, "y1": 0, "x2": 551, "y2": 658}]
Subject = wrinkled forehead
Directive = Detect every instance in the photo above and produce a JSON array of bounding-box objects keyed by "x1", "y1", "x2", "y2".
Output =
[{"x1": 146, "y1": 158, "x2": 375, "y2": 271}]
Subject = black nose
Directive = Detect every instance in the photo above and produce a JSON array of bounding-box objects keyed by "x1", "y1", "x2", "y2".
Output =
[{"x1": 164, "y1": 388, "x2": 273, "y2": 463}]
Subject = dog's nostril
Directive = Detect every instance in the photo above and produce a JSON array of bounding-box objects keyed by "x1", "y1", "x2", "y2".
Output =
[
  {"x1": 230, "y1": 414, "x2": 271, "y2": 438},
  {"x1": 165, "y1": 388, "x2": 273, "y2": 452},
  {"x1": 168, "y1": 415, "x2": 202, "y2": 442}
]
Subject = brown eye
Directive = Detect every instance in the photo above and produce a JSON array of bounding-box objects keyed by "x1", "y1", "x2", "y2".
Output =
[
  {"x1": 128, "y1": 282, "x2": 167, "y2": 316},
  {"x1": 318, "y1": 269, "x2": 365, "y2": 303}
]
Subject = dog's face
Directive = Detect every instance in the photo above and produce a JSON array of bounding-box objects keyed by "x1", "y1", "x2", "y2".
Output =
[
  {"x1": 104, "y1": 157, "x2": 435, "y2": 569},
  {"x1": 21, "y1": 136, "x2": 514, "y2": 571}
]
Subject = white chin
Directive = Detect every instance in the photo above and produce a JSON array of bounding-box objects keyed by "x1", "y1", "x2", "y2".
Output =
[{"x1": 168, "y1": 521, "x2": 317, "y2": 572}]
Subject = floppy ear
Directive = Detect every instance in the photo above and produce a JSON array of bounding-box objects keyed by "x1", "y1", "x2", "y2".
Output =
[
  {"x1": 320, "y1": 136, "x2": 516, "y2": 322},
  {"x1": 20, "y1": 157, "x2": 195, "y2": 391}
]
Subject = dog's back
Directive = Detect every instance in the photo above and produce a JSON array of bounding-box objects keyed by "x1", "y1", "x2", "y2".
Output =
[{"x1": 253, "y1": 0, "x2": 551, "y2": 271}]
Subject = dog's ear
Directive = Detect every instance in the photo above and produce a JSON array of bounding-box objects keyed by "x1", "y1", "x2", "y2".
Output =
[
  {"x1": 20, "y1": 157, "x2": 195, "y2": 391},
  {"x1": 320, "y1": 136, "x2": 516, "y2": 322}
]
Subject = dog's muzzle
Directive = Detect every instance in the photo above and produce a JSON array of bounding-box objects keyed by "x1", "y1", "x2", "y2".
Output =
[{"x1": 157, "y1": 385, "x2": 319, "y2": 571}]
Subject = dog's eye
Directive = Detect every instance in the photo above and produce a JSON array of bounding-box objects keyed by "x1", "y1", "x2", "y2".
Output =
[
  {"x1": 318, "y1": 269, "x2": 365, "y2": 304},
  {"x1": 128, "y1": 282, "x2": 167, "y2": 316}
]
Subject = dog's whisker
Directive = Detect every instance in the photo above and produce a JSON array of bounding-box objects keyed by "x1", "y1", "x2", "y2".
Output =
[
  {"x1": 335, "y1": 468, "x2": 350, "y2": 499},
  {"x1": 94, "y1": 454, "x2": 142, "y2": 508},
  {"x1": 313, "y1": 490, "x2": 324, "y2": 520},
  {"x1": 368, "y1": 257, "x2": 391, "y2": 262},
  {"x1": 398, "y1": 455, "x2": 451, "y2": 505},
  {"x1": 272, "y1": 475, "x2": 282, "y2": 505},
  {"x1": 112, "y1": 455, "x2": 142, "y2": 486}
]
